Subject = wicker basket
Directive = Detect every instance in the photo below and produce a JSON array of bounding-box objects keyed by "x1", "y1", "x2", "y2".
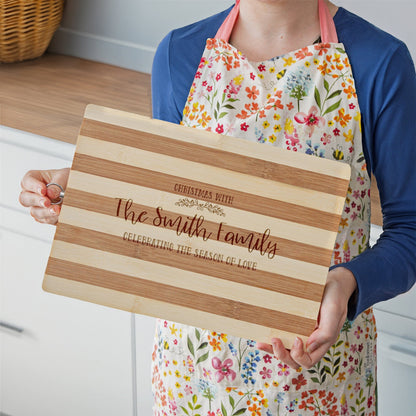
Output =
[{"x1": 0, "y1": 0, "x2": 64, "y2": 63}]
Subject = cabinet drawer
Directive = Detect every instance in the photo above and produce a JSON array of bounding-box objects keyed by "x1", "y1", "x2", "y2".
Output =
[
  {"x1": 375, "y1": 315, "x2": 416, "y2": 416},
  {"x1": 1, "y1": 128, "x2": 134, "y2": 415}
]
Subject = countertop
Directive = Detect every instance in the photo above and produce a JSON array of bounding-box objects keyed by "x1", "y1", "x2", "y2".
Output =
[
  {"x1": 0, "y1": 53, "x2": 151, "y2": 144},
  {"x1": 0, "y1": 52, "x2": 383, "y2": 226}
]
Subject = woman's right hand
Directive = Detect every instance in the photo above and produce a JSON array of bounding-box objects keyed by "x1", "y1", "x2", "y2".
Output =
[{"x1": 19, "y1": 168, "x2": 70, "y2": 225}]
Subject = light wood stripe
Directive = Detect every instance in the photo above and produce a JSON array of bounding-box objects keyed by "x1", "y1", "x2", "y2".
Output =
[
  {"x1": 53, "y1": 222, "x2": 325, "y2": 302},
  {"x1": 76, "y1": 134, "x2": 346, "y2": 215},
  {"x1": 46, "y1": 257, "x2": 317, "y2": 336},
  {"x1": 42, "y1": 275, "x2": 310, "y2": 346},
  {"x1": 51, "y1": 240, "x2": 321, "y2": 318},
  {"x1": 81, "y1": 118, "x2": 350, "y2": 197},
  {"x1": 58, "y1": 206, "x2": 330, "y2": 285},
  {"x1": 64, "y1": 187, "x2": 334, "y2": 267},
  {"x1": 71, "y1": 153, "x2": 343, "y2": 232},
  {"x1": 68, "y1": 170, "x2": 338, "y2": 250},
  {"x1": 83, "y1": 104, "x2": 351, "y2": 181}
]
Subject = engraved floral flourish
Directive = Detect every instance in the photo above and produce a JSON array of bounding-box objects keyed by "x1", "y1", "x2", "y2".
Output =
[{"x1": 175, "y1": 198, "x2": 226, "y2": 217}]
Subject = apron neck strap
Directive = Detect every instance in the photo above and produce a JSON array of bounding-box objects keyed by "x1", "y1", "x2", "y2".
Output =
[
  {"x1": 215, "y1": 0, "x2": 240, "y2": 41},
  {"x1": 319, "y1": 0, "x2": 338, "y2": 43},
  {"x1": 215, "y1": 0, "x2": 338, "y2": 43}
]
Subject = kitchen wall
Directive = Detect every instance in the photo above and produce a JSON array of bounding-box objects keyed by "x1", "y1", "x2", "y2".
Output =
[
  {"x1": 49, "y1": 0, "x2": 232, "y2": 73},
  {"x1": 49, "y1": 0, "x2": 416, "y2": 74}
]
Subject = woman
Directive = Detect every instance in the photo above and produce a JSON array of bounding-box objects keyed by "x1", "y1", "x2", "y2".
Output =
[{"x1": 20, "y1": 0, "x2": 416, "y2": 414}]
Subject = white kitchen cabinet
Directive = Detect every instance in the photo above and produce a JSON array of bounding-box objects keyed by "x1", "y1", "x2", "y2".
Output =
[
  {"x1": 0, "y1": 127, "x2": 134, "y2": 416},
  {"x1": 371, "y1": 224, "x2": 416, "y2": 416},
  {"x1": 134, "y1": 315, "x2": 156, "y2": 415},
  {"x1": 375, "y1": 311, "x2": 416, "y2": 416}
]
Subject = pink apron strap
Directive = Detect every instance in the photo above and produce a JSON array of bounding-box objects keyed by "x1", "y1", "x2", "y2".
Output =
[
  {"x1": 215, "y1": 0, "x2": 338, "y2": 43},
  {"x1": 318, "y1": 0, "x2": 338, "y2": 43},
  {"x1": 215, "y1": 0, "x2": 240, "y2": 40}
]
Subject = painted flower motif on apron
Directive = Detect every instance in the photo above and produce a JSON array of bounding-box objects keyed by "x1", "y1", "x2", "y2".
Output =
[{"x1": 152, "y1": 1, "x2": 377, "y2": 415}]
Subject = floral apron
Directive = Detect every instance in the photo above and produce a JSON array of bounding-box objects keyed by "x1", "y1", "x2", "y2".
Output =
[{"x1": 152, "y1": 1, "x2": 377, "y2": 414}]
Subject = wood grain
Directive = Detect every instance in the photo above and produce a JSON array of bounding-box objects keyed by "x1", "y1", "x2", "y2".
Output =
[
  {"x1": 53, "y1": 222, "x2": 325, "y2": 302},
  {"x1": 84, "y1": 104, "x2": 351, "y2": 179},
  {"x1": 50, "y1": 240, "x2": 321, "y2": 319},
  {"x1": 0, "y1": 53, "x2": 151, "y2": 143},
  {"x1": 58, "y1": 205, "x2": 330, "y2": 284},
  {"x1": 43, "y1": 105, "x2": 352, "y2": 347},
  {"x1": 71, "y1": 152, "x2": 344, "y2": 231},
  {"x1": 66, "y1": 170, "x2": 339, "y2": 250},
  {"x1": 63, "y1": 188, "x2": 334, "y2": 267},
  {"x1": 74, "y1": 138, "x2": 345, "y2": 214},
  {"x1": 46, "y1": 257, "x2": 317, "y2": 336},
  {"x1": 81, "y1": 118, "x2": 349, "y2": 196}
]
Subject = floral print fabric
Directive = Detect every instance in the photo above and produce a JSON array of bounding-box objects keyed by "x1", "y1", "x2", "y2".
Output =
[{"x1": 152, "y1": 38, "x2": 376, "y2": 416}]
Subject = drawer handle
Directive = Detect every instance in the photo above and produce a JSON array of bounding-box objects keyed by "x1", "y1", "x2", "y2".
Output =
[
  {"x1": 0, "y1": 321, "x2": 24, "y2": 333},
  {"x1": 380, "y1": 343, "x2": 416, "y2": 368}
]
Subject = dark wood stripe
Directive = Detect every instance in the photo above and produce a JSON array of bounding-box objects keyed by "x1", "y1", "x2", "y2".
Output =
[
  {"x1": 46, "y1": 256, "x2": 317, "y2": 336},
  {"x1": 54, "y1": 223, "x2": 325, "y2": 302},
  {"x1": 71, "y1": 152, "x2": 342, "y2": 232},
  {"x1": 64, "y1": 187, "x2": 334, "y2": 267},
  {"x1": 81, "y1": 118, "x2": 349, "y2": 197}
]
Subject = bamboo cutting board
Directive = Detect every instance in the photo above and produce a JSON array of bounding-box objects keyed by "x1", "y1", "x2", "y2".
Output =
[{"x1": 43, "y1": 104, "x2": 351, "y2": 348}]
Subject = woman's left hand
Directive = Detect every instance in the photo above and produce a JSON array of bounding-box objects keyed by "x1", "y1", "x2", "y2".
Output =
[{"x1": 256, "y1": 267, "x2": 357, "y2": 369}]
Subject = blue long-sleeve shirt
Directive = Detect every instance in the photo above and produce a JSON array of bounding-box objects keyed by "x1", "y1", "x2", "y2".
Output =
[{"x1": 151, "y1": 5, "x2": 416, "y2": 321}]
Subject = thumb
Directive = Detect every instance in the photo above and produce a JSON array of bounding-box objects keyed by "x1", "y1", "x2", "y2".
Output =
[{"x1": 306, "y1": 300, "x2": 346, "y2": 355}]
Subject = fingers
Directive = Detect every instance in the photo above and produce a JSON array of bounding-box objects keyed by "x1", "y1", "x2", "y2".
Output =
[
  {"x1": 290, "y1": 337, "x2": 314, "y2": 369},
  {"x1": 257, "y1": 339, "x2": 304, "y2": 370},
  {"x1": 258, "y1": 269, "x2": 354, "y2": 371},
  {"x1": 19, "y1": 190, "x2": 51, "y2": 209},
  {"x1": 257, "y1": 339, "x2": 306, "y2": 369},
  {"x1": 19, "y1": 171, "x2": 55, "y2": 218},
  {"x1": 256, "y1": 342, "x2": 274, "y2": 354},
  {"x1": 30, "y1": 205, "x2": 60, "y2": 225},
  {"x1": 20, "y1": 169, "x2": 50, "y2": 196},
  {"x1": 20, "y1": 168, "x2": 70, "y2": 196},
  {"x1": 271, "y1": 338, "x2": 302, "y2": 370},
  {"x1": 20, "y1": 168, "x2": 70, "y2": 225},
  {"x1": 258, "y1": 336, "x2": 331, "y2": 370}
]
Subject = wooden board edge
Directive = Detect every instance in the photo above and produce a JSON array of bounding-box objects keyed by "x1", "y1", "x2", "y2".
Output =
[{"x1": 82, "y1": 104, "x2": 352, "y2": 181}]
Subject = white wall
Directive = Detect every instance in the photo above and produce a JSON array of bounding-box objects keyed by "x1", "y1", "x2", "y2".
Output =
[
  {"x1": 336, "y1": 0, "x2": 415, "y2": 54},
  {"x1": 49, "y1": 0, "x2": 232, "y2": 73},
  {"x1": 48, "y1": 0, "x2": 416, "y2": 74}
]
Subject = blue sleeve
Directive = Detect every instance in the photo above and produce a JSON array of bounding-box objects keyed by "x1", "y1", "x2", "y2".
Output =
[
  {"x1": 151, "y1": 6, "x2": 231, "y2": 124},
  {"x1": 336, "y1": 43, "x2": 416, "y2": 320},
  {"x1": 151, "y1": 31, "x2": 183, "y2": 124}
]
